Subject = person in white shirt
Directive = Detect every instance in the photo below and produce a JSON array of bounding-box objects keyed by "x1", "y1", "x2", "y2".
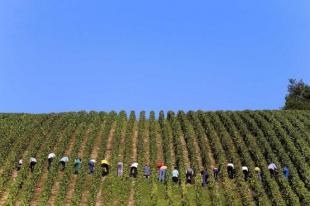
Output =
[
  {"x1": 227, "y1": 163, "x2": 235, "y2": 179},
  {"x1": 48, "y1": 153, "x2": 56, "y2": 170},
  {"x1": 268, "y1": 163, "x2": 277, "y2": 178},
  {"x1": 29, "y1": 157, "x2": 37, "y2": 172},
  {"x1": 172, "y1": 167, "x2": 179, "y2": 183},
  {"x1": 130, "y1": 162, "x2": 138, "y2": 178},
  {"x1": 242, "y1": 166, "x2": 249, "y2": 181},
  {"x1": 60, "y1": 156, "x2": 69, "y2": 171}
]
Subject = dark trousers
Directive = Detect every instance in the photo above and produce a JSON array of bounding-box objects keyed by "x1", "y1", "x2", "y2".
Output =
[
  {"x1": 202, "y1": 176, "x2": 208, "y2": 187},
  {"x1": 17, "y1": 164, "x2": 22, "y2": 171},
  {"x1": 186, "y1": 174, "x2": 193, "y2": 184},
  {"x1": 60, "y1": 161, "x2": 66, "y2": 171},
  {"x1": 269, "y1": 169, "x2": 275, "y2": 177},
  {"x1": 101, "y1": 164, "x2": 109, "y2": 176},
  {"x1": 48, "y1": 158, "x2": 53, "y2": 170},
  {"x1": 213, "y1": 171, "x2": 219, "y2": 180},
  {"x1": 243, "y1": 170, "x2": 249, "y2": 181},
  {"x1": 30, "y1": 162, "x2": 36, "y2": 172},
  {"x1": 172, "y1": 176, "x2": 179, "y2": 183},
  {"x1": 227, "y1": 167, "x2": 234, "y2": 179},
  {"x1": 89, "y1": 165, "x2": 94, "y2": 174},
  {"x1": 130, "y1": 167, "x2": 137, "y2": 178}
]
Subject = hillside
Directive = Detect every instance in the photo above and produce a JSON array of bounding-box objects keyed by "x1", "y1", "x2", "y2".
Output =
[{"x1": 0, "y1": 110, "x2": 309, "y2": 206}]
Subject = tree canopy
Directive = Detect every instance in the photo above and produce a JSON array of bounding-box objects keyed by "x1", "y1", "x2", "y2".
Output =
[{"x1": 284, "y1": 79, "x2": 310, "y2": 110}]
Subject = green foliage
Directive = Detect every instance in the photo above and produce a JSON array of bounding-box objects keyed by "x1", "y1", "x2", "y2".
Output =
[
  {"x1": 0, "y1": 110, "x2": 308, "y2": 205},
  {"x1": 284, "y1": 79, "x2": 310, "y2": 110}
]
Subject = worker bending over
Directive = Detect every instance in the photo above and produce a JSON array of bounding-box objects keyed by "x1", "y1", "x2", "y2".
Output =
[
  {"x1": 47, "y1": 153, "x2": 56, "y2": 170},
  {"x1": 242, "y1": 166, "x2": 249, "y2": 181},
  {"x1": 186, "y1": 166, "x2": 194, "y2": 184},
  {"x1": 101, "y1": 159, "x2": 110, "y2": 177},
  {"x1": 17, "y1": 158, "x2": 23, "y2": 171},
  {"x1": 213, "y1": 166, "x2": 219, "y2": 180},
  {"x1": 143, "y1": 165, "x2": 151, "y2": 179},
  {"x1": 268, "y1": 163, "x2": 277, "y2": 178},
  {"x1": 60, "y1": 156, "x2": 69, "y2": 171},
  {"x1": 201, "y1": 169, "x2": 209, "y2": 188},
  {"x1": 283, "y1": 166, "x2": 289, "y2": 179},
  {"x1": 227, "y1": 163, "x2": 235, "y2": 179},
  {"x1": 159, "y1": 165, "x2": 167, "y2": 183},
  {"x1": 130, "y1": 162, "x2": 138, "y2": 178},
  {"x1": 89, "y1": 159, "x2": 96, "y2": 174},
  {"x1": 74, "y1": 158, "x2": 82, "y2": 174},
  {"x1": 255, "y1": 167, "x2": 262, "y2": 181},
  {"x1": 172, "y1": 167, "x2": 179, "y2": 184},
  {"x1": 117, "y1": 161, "x2": 123, "y2": 177}
]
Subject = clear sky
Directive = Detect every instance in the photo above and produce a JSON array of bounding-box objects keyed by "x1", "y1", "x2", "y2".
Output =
[{"x1": 0, "y1": 0, "x2": 309, "y2": 113}]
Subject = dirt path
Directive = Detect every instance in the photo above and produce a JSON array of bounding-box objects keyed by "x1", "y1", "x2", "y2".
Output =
[
  {"x1": 0, "y1": 121, "x2": 53, "y2": 205},
  {"x1": 117, "y1": 125, "x2": 127, "y2": 162},
  {"x1": 143, "y1": 122, "x2": 150, "y2": 165},
  {"x1": 179, "y1": 132, "x2": 190, "y2": 166},
  {"x1": 46, "y1": 127, "x2": 80, "y2": 206},
  {"x1": 29, "y1": 127, "x2": 71, "y2": 206},
  {"x1": 127, "y1": 123, "x2": 138, "y2": 206},
  {"x1": 191, "y1": 133, "x2": 203, "y2": 170},
  {"x1": 14, "y1": 124, "x2": 61, "y2": 206},
  {"x1": 79, "y1": 125, "x2": 105, "y2": 206},
  {"x1": 95, "y1": 123, "x2": 116, "y2": 206},
  {"x1": 156, "y1": 122, "x2": 164, "y2": 163},
  {"x1": 63, "y1": 128, "x2": 92, "y2": 206},
  {"x1": 90, "y1": 127, "x2": 105, "y2": 160}
]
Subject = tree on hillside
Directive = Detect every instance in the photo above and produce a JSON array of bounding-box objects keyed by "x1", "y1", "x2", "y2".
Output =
[{"x1": 284, "y1": 79, "x2": 310, "y2": 110}]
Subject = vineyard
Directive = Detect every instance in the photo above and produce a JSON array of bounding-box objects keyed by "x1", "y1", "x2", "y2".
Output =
[{"x1": 0, "y1": 110, "x2": 309, "y2": 206}]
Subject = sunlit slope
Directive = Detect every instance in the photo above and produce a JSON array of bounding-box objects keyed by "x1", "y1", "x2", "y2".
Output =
[{"x1": 0, "y1": 110, "x2": 309, "y2": 206}]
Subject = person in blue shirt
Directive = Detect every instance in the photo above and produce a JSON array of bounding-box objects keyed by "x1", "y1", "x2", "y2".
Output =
[
  {"x1": 283, "y1": 166, "x2": 289, "y2": 179},
  {"x1": 158, "y1": 165, "x2": 167, "y2": 183},
  {"x1": 88, "y1": 159, "x2": 96, "y2": 174},
  {"x1": 201, "y1": 169, "x2": 209, "y2": 188},
  {"x1": 172, "y1": 167, "x2": 179, "y2": 184},
  {"x1": 144, "y1": 165, "x2": 151, "y2": 179},
  {"x1": 74, "y1": 158, "x2": 82, "y2": 174}
]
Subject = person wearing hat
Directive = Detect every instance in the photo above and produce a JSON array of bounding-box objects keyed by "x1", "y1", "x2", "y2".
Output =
[
  {"x1": 130, "y1": 162, "x2": 138, "y2": 178},
  {"x1": 101, "y1": 159, "x2": 110, "y2": 176},
  {"x1": 242, "y1": 166, "x2": 249, "y2": 181},
  {"x1": 227, "y1": 163, "x2": 235, "y2": 179},
  {"x1": 185, "y1": 166, "x2": 194, "y2": 184},
  {"x1": 255, "y1": 166, "x2": 262, "y2": 181},
  {"x1": 88, "y1": 159, "x2": 96, "y2": 174},
  {"x1": 268, "y1": 163, "x2": 277, "y2": 178},
  {"x1": 60, "y1": 156, "x2": 69, "y2": 171},
  {"x1": 29, "y1": 157, "x2": 37, "y2": 173},
  {"x1": 48, "y1": 153, "x2": 56, "y2": 170},
  {"x1": 159, "y1": 165, "x2": 167, "y2": 183}
]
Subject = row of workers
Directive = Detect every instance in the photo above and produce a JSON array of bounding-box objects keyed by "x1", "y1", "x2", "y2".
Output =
[{"x1": 17, "y1": 154, "x2": 289, "y2": 185}]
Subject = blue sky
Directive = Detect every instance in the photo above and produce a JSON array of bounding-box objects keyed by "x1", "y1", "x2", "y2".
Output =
[{"x1": 0, "y1": 0, "x2": 309, "y2": 113}]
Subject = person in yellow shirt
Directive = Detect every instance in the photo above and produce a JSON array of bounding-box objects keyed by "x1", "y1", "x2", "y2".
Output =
[{"x1": 255, "y1": 166, "x2": 262, "y2": 181}]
